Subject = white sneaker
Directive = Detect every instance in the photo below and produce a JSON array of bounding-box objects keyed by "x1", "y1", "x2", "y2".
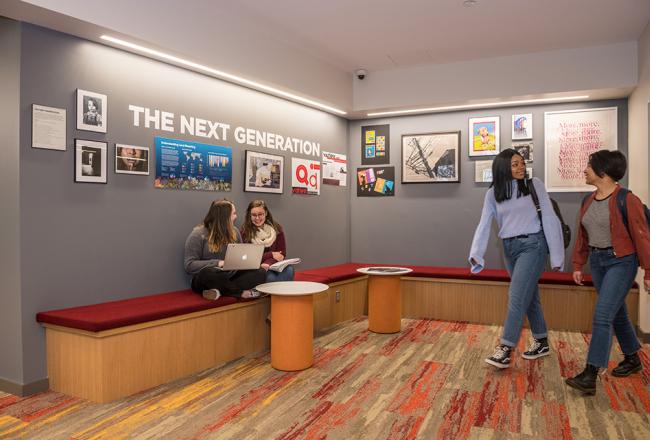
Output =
[{"x1": 202, "y1": 289, "x2": 220, "y2": 300}]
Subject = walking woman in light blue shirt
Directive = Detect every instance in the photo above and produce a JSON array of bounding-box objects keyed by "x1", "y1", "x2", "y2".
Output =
[{"x1": 469, "y1": 149, "x2": 564, "y2": 369}]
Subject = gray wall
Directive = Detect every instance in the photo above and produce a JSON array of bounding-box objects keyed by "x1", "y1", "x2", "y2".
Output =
[
  {"x1": 16, "y1": 24, "x2": 349, "y2": 385},
  {"x1": 349, "y1": 100, "x2": 628, "y2": 269},
  {"x1": 0, "y1": 18, "x2": 23, "y2": 389}
]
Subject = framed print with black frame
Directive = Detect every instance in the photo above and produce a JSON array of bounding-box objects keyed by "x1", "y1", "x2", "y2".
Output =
[
  {"x1": 115, "y1": 144, "x2": 150, "y2": 175},
  {"x1": 76, "y1": 89, "x2": 107, "y2": 133},
  {"x1": 75, "y1": 139, "x2": 107, "y2": 183},
  {"x1": 401, "y1": 131, "x2": 460, "y2": 183},
  {"x1": 244, "y1": 150, "x2": 284, "y2": 194}
]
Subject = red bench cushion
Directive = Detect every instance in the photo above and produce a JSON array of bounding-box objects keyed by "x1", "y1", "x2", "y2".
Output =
[{"x1": 36, "y1": 289, "x2": 238, "y2": 332}]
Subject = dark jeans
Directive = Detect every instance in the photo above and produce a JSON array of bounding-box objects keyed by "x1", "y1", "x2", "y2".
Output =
[
  {"x1": 191, "y1": 267, "x2": 266, "y2": 297},
  {"x1": 586, "y1": 249, "x2": 640, "y2": 368}
]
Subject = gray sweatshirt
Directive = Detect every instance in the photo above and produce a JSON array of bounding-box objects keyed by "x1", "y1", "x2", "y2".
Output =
[{"x1": 183, "y1": 225, "x2": 242, "y2": 275}]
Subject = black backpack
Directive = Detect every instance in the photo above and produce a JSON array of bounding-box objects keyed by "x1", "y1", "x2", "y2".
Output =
[
  {"x1": 616, "y1": 188, "x2": 650, "y2": 236},
  {"x1": 528, "y1": 180, "x2": 572, "y2": 248}
]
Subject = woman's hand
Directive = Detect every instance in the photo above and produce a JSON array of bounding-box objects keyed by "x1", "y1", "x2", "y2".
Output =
[
  {"x1": 644, "y1": 279, "x2": 650, "y2": 291},
  {"x1": 261, "y1": 263, "x2": 270, "y2": 271},
  {"x1": 572, "y1": 271, "x2": 584, "y2": 285},
  {"x1": 272, "y1": 252, "x2": 285, "y2": 261},
  {"x1": 218, "y1": 260, "x2": 224, "y2": 268}
]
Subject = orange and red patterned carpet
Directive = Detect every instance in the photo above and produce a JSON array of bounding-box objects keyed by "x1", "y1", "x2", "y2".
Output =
[{"x1": 1, "y1": 317, "x2": 649, "y2": 439}]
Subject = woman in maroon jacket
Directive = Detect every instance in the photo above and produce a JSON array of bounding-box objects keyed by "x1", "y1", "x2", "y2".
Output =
[
  {"x1": 241, "y1": 200, "x2": 295, "y2": 282},
  {"x1": 567, "y1": 150, "x2": 650, "y2": 396}
]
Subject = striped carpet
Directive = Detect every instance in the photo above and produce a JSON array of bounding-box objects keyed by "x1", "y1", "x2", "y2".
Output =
[{"x1": 1, "y1": 317, "x2": 649, "y2": 439}]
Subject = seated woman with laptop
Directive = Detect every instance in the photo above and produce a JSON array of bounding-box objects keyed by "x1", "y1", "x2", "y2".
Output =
[{"x1": 184, "y1": 199, "x2": 267, "y2": 300}]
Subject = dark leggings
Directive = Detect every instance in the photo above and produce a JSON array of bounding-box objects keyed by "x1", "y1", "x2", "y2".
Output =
[{"x1": 191, "y1": 267, "x2": 267, "y2": 297}]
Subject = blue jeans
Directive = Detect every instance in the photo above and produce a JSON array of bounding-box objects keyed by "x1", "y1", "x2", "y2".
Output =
[
  {"x1": 586, "y1": 249, "x2": 640, "y2": 368},
  {"x1": 501, "y1": 231, "x2": 549, "y2": 347},
  {"x1": 265, "y1": 265, "x2": 295, "y2": 283}
]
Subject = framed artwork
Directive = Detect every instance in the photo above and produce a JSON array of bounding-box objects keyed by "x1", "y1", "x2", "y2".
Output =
[
  {"x1": 244, "y1": 150, "x2": 284, "y2": 194},
  {"x1": 291, "y1": 157, "x2": 320, "y2": 195},
  {"x1": 115, "y1": 144, "x2": 149, "y2": 175},
  {"x1": 512, "y1": 113, "x2": 533, "y2": 140},
  {"x1": 512, "y1": 142, "x2": 533, "y2": 163},
  {"x1": 322, "y1": 151, "x2": 347, "y2": 186},
  {"x1": 526, "y1": 167, "x2": 533, "y2": 178},
  {"x1": 474, "y1": 160, "x2": 493, "y2": 183},
  {"x1": 544, "y1": 107, "x2": 617, "y2": 192},
  {"x1": 357, "y1": 166, "x2": 395, "y2": 197},
  {"x1": 469, "y1": 116, "x2": 499, "y2": 157},
  {"x1": 75, "y1": 139, "x2": 107, "y2": 183},
  {"x1": 361, "y1": 124, "x2": 390, "y2": 165},
  {"x1": 402, "y1": 131, "x2": 460, "y2": 183},
  {"x1": 76, "y1": 89, "x2": 107, "y2": 133}
]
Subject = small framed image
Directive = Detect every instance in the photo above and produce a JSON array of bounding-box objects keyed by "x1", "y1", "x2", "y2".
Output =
[
  {"x1": 526, "y1": 167, "x2": 533, "y2": 178},
  {"x1": 469, "y1": 116, "x2": 499, "y2": 157},
  {"x1": 474, "y1": 160, "x2": 493, "y2": 183},
  {"x1": 75, "y1": 139, "x2": 107, "y2": 183},
  {"x1": 76, "y1": 89, "x2": 107, "y2": 133},
  {"x1": 512, "y1": 113, "x2": 533, "y2": 140},
  {"x1": 115, "y1": 144, "x2": 149, "y2": 175},
  {"x1": 512, "y1": 142, "x2": 533, "y2": 163},
  {"x1": 32, "y1": 104, "x2": 66, "y2": 150},
  {"x1": 402, "y1": 131, "x2": 460, "y2": 183},
  {"x1": 244, "y1": 150, "x2": 284, "y2": 193}
]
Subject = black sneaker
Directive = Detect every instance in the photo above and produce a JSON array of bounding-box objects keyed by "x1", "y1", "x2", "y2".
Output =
[
  {"x1": 485, "y1": 345, "x2": 512, "y2": 369},
  {"x1": 202, "y1": 289, "x2": 220, "y2": 300},
  {"x1": 522, "y1": 338, "x2": 550, "y2": 360}
]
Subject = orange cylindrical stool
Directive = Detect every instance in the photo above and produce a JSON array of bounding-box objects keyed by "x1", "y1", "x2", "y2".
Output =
[
  {"x1": 271, "y1": 294, "x2": 314, "y2": 371},
  {"x1": 368, "y1": 275, "x2": 402, "y2": 333}
]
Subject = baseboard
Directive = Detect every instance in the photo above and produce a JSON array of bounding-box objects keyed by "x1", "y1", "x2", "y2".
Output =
[
  {"x1": 636, "y1": 326, "x2": 650, "y2": 344},
  {"x1": 0, "y1": 376, "x2": 49, "y2": 397}
]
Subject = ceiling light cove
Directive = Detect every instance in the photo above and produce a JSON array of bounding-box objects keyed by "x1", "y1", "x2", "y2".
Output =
[
  {"x1": 366, "y1": 96, "x2": 591, "y2": 117},
  {"x1": 99, "y1": 35, "x2": 347, "y2": 116}
]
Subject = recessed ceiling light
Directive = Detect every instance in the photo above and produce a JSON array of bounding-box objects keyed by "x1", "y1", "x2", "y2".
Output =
[
  {"x1": 463, "y1": 0, "x2": 478, "y2": 7},
  {"x1": 99, "y1": 35, "x2": 347, "y2": 116}
]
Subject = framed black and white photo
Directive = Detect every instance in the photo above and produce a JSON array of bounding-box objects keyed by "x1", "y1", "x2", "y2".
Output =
[
  {"x1": 75, "y1": 139, "x2": 107, "y2": 183},
  {"x1": 115, "y1": 144, "x2": 149, "y2": 175},
  {"x1": 512, "y1": 113, "x2": 533, "y2": 140},
  {"x1": 402, "y1": 131, "x2": 460, "y2": 183},
  {"x1": 513, "y1": 142, "x2": 533, "y2": 163},
  {"x1": 244, "y1": 150, "x2": 284, "y2": 193},
  {"x1": 76, "y1": 89, "x2": 107, "y2": 133}
]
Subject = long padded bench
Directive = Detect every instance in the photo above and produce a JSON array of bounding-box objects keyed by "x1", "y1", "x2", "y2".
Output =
[{"x1": 36, "y1": 263, "x2": 638, "y2": 403}]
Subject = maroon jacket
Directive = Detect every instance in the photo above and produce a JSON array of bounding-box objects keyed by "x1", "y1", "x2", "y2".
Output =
[
  {"x1": 572, "y1": 186, "x2": 650, "y2": 280},
  {"x1": 241, "y1": 228, "x2": 287, "y2": 266}
]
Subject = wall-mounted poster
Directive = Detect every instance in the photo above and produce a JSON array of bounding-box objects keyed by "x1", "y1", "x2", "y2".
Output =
[
  {"x1": 357, "y1": 166, "x2": 395, "y2": 197},
  {"x1": 544, "y1": 107, "x2": 617, "y2": 192},
  {"x1": 474, "y1": 160, "x2": 493, "y2": 183},
  {"x1": 512, "y1": 113, "x2": 533, "y2": 140},
  {"x1": 361, "y1": 124, "x2": 390, "y2": 165},
  {"x1": 75, "y1": 139, "x2": 107, "y2": 184},
  {"x1": 402, "y1": 131, "x2": 460, "y2": 183},
  {"x1": 322, "y1": 151, "x2": 347, "y2": 186},
  {"x1": 154, "y1": 137, "x2": 232, "y2": 191},
  {"x1": 244, "y1": 150, "x2": 283, "y2": 194},
  {"x1": 115, "y1": 144, "x2": 149, "y2": 175},
  {"x1": 527, "y1": 167, "x2": 533, "y2": 178},
  {"x1": 76, "y1": 89, "x2": 107, "y2": 133},
  {"x1": 513, "y1": 142, "x2": 533, "y2": 163},
  {"x1": 469, "y1": 116, "x2": 499, "y2": 157},
  {"x1": 291, "y1": 158, "x2": 320, "y2": 195},
  {"x1": 32, "y1": 104, "x2": 66, "y2": 150}
]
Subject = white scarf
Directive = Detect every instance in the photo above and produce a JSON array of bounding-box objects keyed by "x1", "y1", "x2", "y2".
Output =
[{"x1": 251, "y1": 224, "x2": 277, "y2": 247}]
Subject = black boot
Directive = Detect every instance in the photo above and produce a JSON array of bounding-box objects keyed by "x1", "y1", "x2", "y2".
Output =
[
  {"x1": 612, "y1": 353, "x2": 642, "y2": 377},
  {"x1": 566, "y1": 364, "x2": 599, "y2": 395}
]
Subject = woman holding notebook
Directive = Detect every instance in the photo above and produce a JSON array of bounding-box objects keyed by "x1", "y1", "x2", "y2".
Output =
[
  {"x1": 241, "y1": 200, "x2": 296, "y2": 282},
  {"x1": 184, "y1": 199, "x2": 266, "y2": 300}
]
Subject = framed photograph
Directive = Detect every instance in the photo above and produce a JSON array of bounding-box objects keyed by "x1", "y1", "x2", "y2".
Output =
[
  {"x1": 469, "y1": 116, "x2": 499, "y2": 157},
  {"x1": 245, "y1": 150, "x2": 283, "y2": 194},
  {"x1": 75, "y1": 139, "x2": 107, "y2": 183},
  {"x1": 512, "y1": 113, "x2": 533, "y2": 140},
  {"x1": 474, "y1": 160, "x2": 493, "y2": 183},
  {"x1": 76, "y1": 89, "x2": 107, "y2": 133},
  {"x1": 402, "y1": 131, "x2": 460, "y2": 183},
  {"x1": 512, "y1": 142, "x2": 533, "y2": 163},
  {"x1": 545, "y1": 107, "x2": 617, "y2": 192},
  {"x1": 115, "y1": 144, "x2": 149, "y2": 175}
]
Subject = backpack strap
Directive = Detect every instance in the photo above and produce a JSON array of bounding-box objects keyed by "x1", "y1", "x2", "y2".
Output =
[
  {"x1": 617, "y1": 187, "x2": 630, "y2": 233},
  {"x1": 528, "y1": 179, "x2": 543, "y2": 226}
]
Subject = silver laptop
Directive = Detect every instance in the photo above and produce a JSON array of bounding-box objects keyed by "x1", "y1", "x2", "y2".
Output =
[{"x1": 221, "y1": 243, "x2": 264, "y2": 270}]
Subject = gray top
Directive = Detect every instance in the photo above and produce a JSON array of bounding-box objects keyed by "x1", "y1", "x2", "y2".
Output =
[
  {"x1": 183, "y1": 225, "x2": 242, "y2": 275},
  {"x1": 582, "y1": 197, "x2": 612, "y2": 248}
]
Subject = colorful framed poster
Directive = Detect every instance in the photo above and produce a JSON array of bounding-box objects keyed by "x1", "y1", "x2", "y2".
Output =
[
  {"x1": 512, "y1": 142, "x2": 533, "y2": 163},
  {"x1": 322, "y1": 151, "x2": 347, "y2": 186},
  {"x1": 154, "y1": 137, "x2": 232, "y2": 191},
  {"x1": 512, "y1": 113, "x2": 533, "y2": 140},
  {"x1": 361, "y1": 124, "x2": 390, "y2": 165},
  {"x1": 75, "y1": 139, "x2": 107, "y2": 183},
  {"x1": 291, "y1": 158, "x2": 320, "y2": 195},
  {"x1": 76, "y1": 89, "x2": 107, "y2": 133},
  {"x1": 357, "y1": 166, "x2": 395, "y2": 197},
  {"x1": 115, "y1": 144, "x2": 149, "y2": 175},
  {"x1": 402, "y1": 131, "x2": 460, "y2": 183},
  {"x1": 244, "y1": 150, "x2": 283, "y2": 194},
  {"x1": 474, "y1": 160, "x2": 493, "y2": 183},
  {"x1": 469, "y1": 116, "x2": 499, "y2": 157},
  {"x1": 544, "y1": 107, "x2": 617, "y2": 192}
]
